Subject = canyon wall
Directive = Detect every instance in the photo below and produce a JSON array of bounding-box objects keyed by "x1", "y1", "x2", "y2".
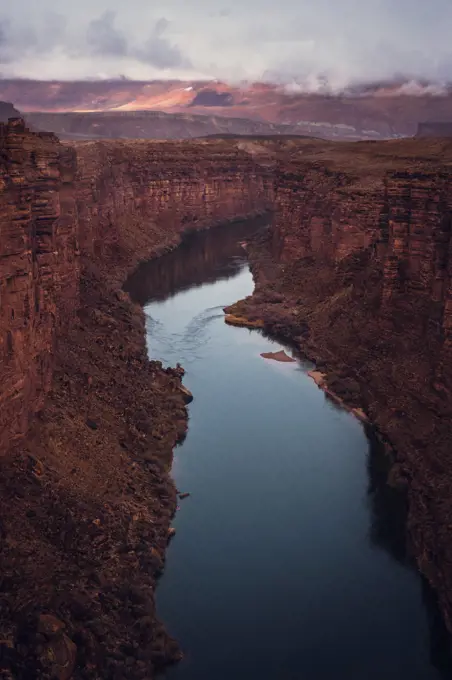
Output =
[
  {"x1": 0, "y1": 123, "x2": 272, "y2": 461},
  {"x1": 3, "y1": 121, "x2": 452, "y2": 673},
  {"x1": 271, "y1": 158, "x2": 452, "y2": 387},
  {"x1": 0, "y1": 119, "x2": 78, "y2": 459},
  {"x1": 73, "y1": 139, "x2": 273, "y2": 285},
  {"x1": 228, "y1": 137, "x2": 452, "y2": 632},
  {"x1": 0, "y1": 124, "x2": 272, "y2": 678}
]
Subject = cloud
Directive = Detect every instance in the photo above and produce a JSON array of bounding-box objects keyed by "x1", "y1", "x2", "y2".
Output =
[
  {"x1": 134, "y1": 18, "x2": 191, "y2": 69},
  {"x1": 0, "y1": 19, "x2": 12, "y2": 63},
  {"x1": 85, "y1": 11, "x2": 190, "y2": 69},
  {"x1": 0, "y1": 12, "x2": 67, "y2": 64},
  {"x1": 0, "y1": 0, "x2": 451, "y2": 86},
  {"x1": 87, "y1": 10, "x2": 128, "y2": 57}
]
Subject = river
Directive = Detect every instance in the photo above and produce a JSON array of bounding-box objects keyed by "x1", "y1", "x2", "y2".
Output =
[{"x1": 124, "y1": 217, "x2": 451, "y2": 680}]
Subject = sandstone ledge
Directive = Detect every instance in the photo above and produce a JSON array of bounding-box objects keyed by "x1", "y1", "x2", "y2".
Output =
[{"x1": 224, "y1": 314, "x2": 265, "y2": 329}]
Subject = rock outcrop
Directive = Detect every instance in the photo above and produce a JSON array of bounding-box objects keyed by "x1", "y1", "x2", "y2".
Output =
[
  {"x1": 0, "y1": 125, "x2": 272, "y2": 460},
  {"x1": 0, "y1": 118, "x2": 78, "y2": 459},
  {"x1": 226, "y1": 136, "x2": 452, "y2": 636},
  {"x1": 0, "y1": 121, "x2": 272, "y2": 678},
  {"x1": 73, "y1": 138, "x2": 273, "y2": 285}
]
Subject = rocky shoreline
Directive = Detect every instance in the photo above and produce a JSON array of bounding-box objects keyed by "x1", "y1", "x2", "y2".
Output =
[
  {"x1": 0, "y1": 215, "x2": 272, "y2": 679},
  {"x1": 224, "y1": 222, "x2": 452, "y2": 638},
  {"x1": 0, "y1": 122, "x2": 273, "y2": 678},
  {"x1": 0, "y1": 212, "x2": 272, "y2": 678},
  {"x1": 0, "y1": 260, "x2": 191, "y2": 678},
  {"x1": 224, "y1": 226, "x2": 419, "y2": 448}
]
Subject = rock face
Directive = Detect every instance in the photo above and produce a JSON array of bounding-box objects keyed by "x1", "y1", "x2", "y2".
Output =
[
  {"x1": 4, "y1": 121, "x2": 452, "y2": 674},
  {"x1": 73, "y1": 138, "x2": 273, "y2": 285},
  {"x1": 0, "y1": 125, "x2": 272, "y2": 460},
  {"x1": 0, "y1": 118, "x2": 78, "y2": 458},
  {"x1": 226, "y1": 136, "x2": 452, "y2": 637},
  {"x1": 0, "y1": 121, "x2": 273, "y2": 678}
]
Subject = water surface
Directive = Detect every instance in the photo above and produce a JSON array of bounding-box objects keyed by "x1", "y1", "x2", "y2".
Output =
[{"x1": 125, "y1": 219, "x2": 450, "y2": 680}]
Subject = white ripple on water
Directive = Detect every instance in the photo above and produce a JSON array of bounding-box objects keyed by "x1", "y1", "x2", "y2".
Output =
[{"x1": 145, "y1": 305, "x2": 227, "y2": 365}]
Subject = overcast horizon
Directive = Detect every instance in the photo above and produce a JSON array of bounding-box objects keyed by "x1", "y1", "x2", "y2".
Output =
[{"x1": 1, "y1": 0, "x2": 451, "y2": 90}]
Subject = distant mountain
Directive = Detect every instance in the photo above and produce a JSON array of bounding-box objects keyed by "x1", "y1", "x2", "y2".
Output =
[
  {"x1": 24, "y1": 110, "x2": 310, "y2": 141},
  {"x1": 2, "y1": 78, "x2": 452, "y2": 140},
  {"x1": 417, "y1": 122, "x2": 452, "y2": 137}
]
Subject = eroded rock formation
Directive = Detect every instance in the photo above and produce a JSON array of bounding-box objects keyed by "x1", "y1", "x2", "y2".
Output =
[
  {"x1": 0, "y1": 118, "x2": 78, "y2": 459},
  {"x1": 0, "y1": 124, "x2": 272, "y2": 459},
  {"x1": 3, "y1": 120, "x2": 452, "y2": 676},
  {"x1": 73, "y1": 138, "x2": 273, "y2": 284},
  {"x1": 0, "y1": 121, "x2": 272, "y2": 678},
  {"x1": 226, "y1": 136, "x2": 452, "y2": 635}
]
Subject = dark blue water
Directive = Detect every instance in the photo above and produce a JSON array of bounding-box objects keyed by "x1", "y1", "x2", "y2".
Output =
[{"x1": 125, "y1": 219, "x2": 451, "y2": 680}]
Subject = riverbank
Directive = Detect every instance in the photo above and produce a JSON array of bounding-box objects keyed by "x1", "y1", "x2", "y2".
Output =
[
  {"x1": 132, "y1": 221, "x2": 446, "y2": 680},
  {"x1": 0, "y1": 259, "x2": 191, "y2": 678},
  {"x1": 0, "y1": 124, "x2": 274, "y2": 678},
  {"x1": 224, "y1": 224, "x2": 452, "y2": 640},
  {"x1": 0, "y1": 213, "x2": 270, "y2": 679}
]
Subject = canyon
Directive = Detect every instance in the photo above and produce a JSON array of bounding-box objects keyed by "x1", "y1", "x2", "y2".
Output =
[
  {"x1": 226, "y1": 136, "x2": 452, "y2": 635},
  {"x1": 2, "y1": 117, "x2": 452, "y2": 676},
  {"x1": 0, "y1": 120, "x2": 271, "y2": 678}
]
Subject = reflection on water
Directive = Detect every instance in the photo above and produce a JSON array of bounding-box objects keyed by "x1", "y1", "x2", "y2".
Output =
[
  {"x1": 124, "y1": 216, "x2": 269, "y2": 305},
  {"x1": 366, "y1": 433, "x2": 411, "y2": 566},
  {"x1": 124, "y1": 218, "x2": 451, "y2": 679},
  {"x1": 366, "y1": 434, "x2": 452, "y2": 677},
  {"x1": 422, "y1": 579, "x2": 452, "y2": 677}
]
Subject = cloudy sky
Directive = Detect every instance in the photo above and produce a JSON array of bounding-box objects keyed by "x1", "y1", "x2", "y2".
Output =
[{"x1": 0, "y1": 0, "x2": 451, "y2": 87}]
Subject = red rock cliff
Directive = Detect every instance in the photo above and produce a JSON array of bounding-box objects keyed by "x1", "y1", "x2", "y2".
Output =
[
  {"x1": 228, "y1": 136, "x2": 452, "y2": 633},
  {"x1": 0, "y1": 126, "x2": 272, "y2": 460},
  {"x1": 0, "y1": 119, "x2": 78, "y2": 458},
  {"x1": 0, "y1": 124, "x2": 273, "y2": 678},
  {"x1": 73, "y1": 139, "x2": 273, "y2": 284},
  {"x1": 4, "y1": 124, "x2": 452, "y2": 673}
]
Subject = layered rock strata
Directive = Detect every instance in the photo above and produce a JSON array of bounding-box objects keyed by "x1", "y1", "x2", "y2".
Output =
[
  {"x1": 0, "y1": 118, "x2": 78, "y2": 461},
  {"x1": 0, "y1": 122, "x2": 272, "y2": 678},
  {"x1": 3, "y1": 121, "x2": 452, "y2": 676},
  {"x1": 73, "y1": 138, "x2": 273, "y2": 285},
  {"x1": 225, "y1": 137, "x2": 452, "y2": 634}
]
